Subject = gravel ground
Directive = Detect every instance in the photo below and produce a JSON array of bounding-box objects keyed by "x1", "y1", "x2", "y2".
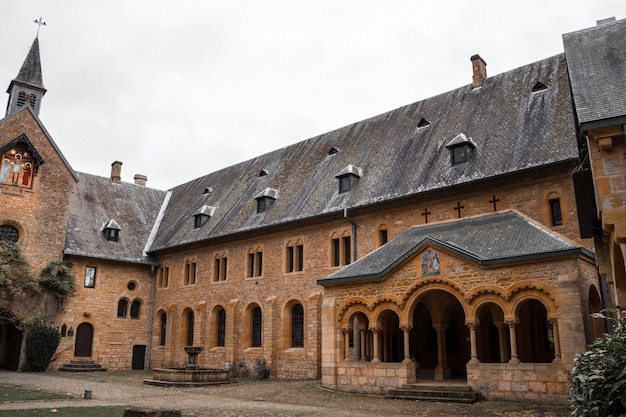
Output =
[{"x1": 0, "y1": 370, "x2": 572, "y2": 417}]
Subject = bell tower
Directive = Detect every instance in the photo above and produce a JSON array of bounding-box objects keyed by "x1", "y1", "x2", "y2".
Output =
[{"x1": 5, "y1": 36, "x2": 47, "y2": 117}]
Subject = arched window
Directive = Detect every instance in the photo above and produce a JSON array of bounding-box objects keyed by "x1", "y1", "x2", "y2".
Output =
[
  {"x1": 217, "y1": 308, "x2": 226, "y2": 347},
  {"x1": 251, "y1": 306, "x2": 262, "y2": 347},
  {"x1": 159, "y1": 312, "x2": 167, "y2": 346},
  {"x1": 130, "y1": 300, "x2": 141, "y2": 319},
  {"x1": 185, "y1": 309, "x2": 195, "y2": 346},
  {"x1": 117, "y1": 299, "x2": 128, "y2": 318},
  {"x1": 291, "y1": 304, "x2": 304, "y2": 348}
]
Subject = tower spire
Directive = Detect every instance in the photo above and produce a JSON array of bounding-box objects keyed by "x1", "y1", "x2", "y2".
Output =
[{"x1": 5, "y1": 35, "x2": 47, "y2": 117}]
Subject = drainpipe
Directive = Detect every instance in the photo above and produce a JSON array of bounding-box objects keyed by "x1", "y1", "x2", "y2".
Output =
[
  {"x1": 146, "y1": 265, "x2": 156, "y2": 369},
  {"x1": 343, "y1": 208, "x2": 357, "y2": 262}
]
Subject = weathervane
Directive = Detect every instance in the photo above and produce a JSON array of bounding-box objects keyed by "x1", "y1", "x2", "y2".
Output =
[{"x1": 33, "y1": 17, "x2": 47, "y2": 37}]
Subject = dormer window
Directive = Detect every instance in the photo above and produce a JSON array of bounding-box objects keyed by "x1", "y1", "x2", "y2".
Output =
[
  {"x1": 335, "y1": 165, "x2": 362, "y2": 194},
  {"x1": 193, "y1": 205, "x2": 216, "y2": 229},
  {"x1": 255, "y1": 188, "x2": 278, "y2": 213},
  {"x1": 103, "y1": 219, "x2": 121, "y2": 242},
  {"x1": 445, "y1": 133, "x2": 476, "y2": 166}
]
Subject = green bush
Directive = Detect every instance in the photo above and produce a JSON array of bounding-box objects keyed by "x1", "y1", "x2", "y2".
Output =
[
  {"x1": 227, "y1": 360, "x2": 248, "y2": 378},
  {"x1": 254, "y1": 357, "x2": 270, "y2": 379},
  {"x1": 39, "y1": 262, "x2": 75, "y2": 305},
  {"x1": 570, "y1": 307, "x2": 626, "y2": 416},
  {"x1": 24, "y1": 323, "x2": 60, "y2": 372}
]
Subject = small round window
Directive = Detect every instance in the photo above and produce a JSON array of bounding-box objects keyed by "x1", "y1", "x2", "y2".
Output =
[
  {"x1": 127, "y1": 281, "x2": 137, "y2": 291},
  {"x1": 0, "y1": 225, "x2": 19, "y2": 243}
]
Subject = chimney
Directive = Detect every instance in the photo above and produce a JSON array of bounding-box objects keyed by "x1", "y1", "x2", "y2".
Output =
[
  {"x1": 471, "y1": 54, "x2": 487, "y2": 88},
  {"x1": 134, "y1": 174, "x2": 147, "y2": 186},
  {"x1": 597, "y1": 17, "x2": 616, "y2": 25},
  {"x1": 111, "y1": 161, "x2": 122, "y2": 183}
]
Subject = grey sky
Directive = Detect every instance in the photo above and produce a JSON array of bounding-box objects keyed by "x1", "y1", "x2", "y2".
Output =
[{"x1": 0, "y1": 1, "x2": 623, "y2": 190}]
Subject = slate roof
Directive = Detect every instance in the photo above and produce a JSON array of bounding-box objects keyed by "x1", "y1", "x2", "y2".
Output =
[
  {"x1": 64, "y1": 173, "x2": 168, "y2": 264},
  {"x1": 563, "y1": 18, "x2": 626, "y2": 129},
  {"x1": 150, "y1": 54, "x2": 578, "y2": 252},
  {"x1": 8, "y1": 37, "x2": 45, "y2": 91},
  {"x1": 317, "y1": 211, "x2": 591, "y2": 286}
]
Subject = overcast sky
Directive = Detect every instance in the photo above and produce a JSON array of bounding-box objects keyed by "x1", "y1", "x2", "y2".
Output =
[{"x1": 0, "y1": 1, "x2": 623, "y2": 190}]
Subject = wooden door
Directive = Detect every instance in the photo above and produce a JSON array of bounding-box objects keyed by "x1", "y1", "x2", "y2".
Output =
[{"x1": 74, "y1": 323, "x2": 93, "y2": 357}]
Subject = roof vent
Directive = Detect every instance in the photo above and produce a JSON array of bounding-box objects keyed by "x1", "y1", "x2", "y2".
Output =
[
  {"x1": 417, "y1": 118, "x2": 431, "y2": 128},
  {"x1": 259, "y1": 169, "x2": 268, "y2": 177},
  {"x1": 328, "y1": 146, "x2": 339, "y2": 155},
  {"x1": 532, "y1": 82, "x2": 548, "y2": 93},
  {"x1": 133, "y1": 174, "x2": 147, "y2": 186},
  {"x1": 203, "y1": 187, "x2": 213, "y2": 195}
]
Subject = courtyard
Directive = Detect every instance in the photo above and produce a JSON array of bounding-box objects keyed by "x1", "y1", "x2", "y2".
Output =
[{"x1": 0, "y1": 370, "x2": 570, "y2": 416}]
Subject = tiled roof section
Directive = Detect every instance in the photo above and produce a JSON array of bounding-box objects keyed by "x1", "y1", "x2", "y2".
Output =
[
  {"x1": 65, "y1": 172, "x2": 168, "y2": 264},
  {"x1": 150, "y1": 54, "x2": 578, "y2": 251},
  {"x1": 10, "y1": 37, "x2": 45, "y2": 91},
  {"x1": 318, "y1": 211, "x2": 589, "y2": 285},
  {"x1": 563, "y1": 18, "x2": 626, "y2": 127}
]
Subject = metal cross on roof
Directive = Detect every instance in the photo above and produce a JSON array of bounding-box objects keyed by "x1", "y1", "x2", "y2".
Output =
[{"x1": 33, "y1": 17, "x2": 47, "y2": 37}]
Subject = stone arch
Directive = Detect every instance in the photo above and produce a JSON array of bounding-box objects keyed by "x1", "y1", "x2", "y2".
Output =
[
  {"x1": 611, "y1": 239, "x2": 626, "y2": 303},
  {"x1": 337, "y1": 297, "x2": 370, "y2": 327},
  {"x1": 403, "y1": 278, "x2": 470, "y2": 324},
  {"x1": 513, "y1": 298, "x2": 555, "y2": 363},
  {"x1": 344, "y1": 310, "x2": 371, "y2": 362},
  {"x1": 370, "y1": 298, "x2": 403, "y2": 325},
  {"x1": 376, "y1": 309, "x2": 403, "y2": 363},
  {"x1": 207, "y1": 304, "x2": 227, "y2": 348},
  {"x1": 474, "y1": 301, "x2": 510, "y2": 363},
  {"x1": 406, "y1": 287, "x2": 470, "y2": 379}
]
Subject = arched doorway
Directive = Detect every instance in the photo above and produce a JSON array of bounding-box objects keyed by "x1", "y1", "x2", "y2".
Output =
[
  {"x1": 409, "y1": 290, "x2": 469, "y2": 379},
  {"x1": 74, "y1": 323, "x2": 94, "y2": 358},
  {"x1": 0, "y1": 309, "x2": 22, "y2": 370}
]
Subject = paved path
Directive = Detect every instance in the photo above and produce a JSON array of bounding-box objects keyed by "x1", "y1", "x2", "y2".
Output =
[{"x1": 0, "y1": 370, "x2": 571, "y2": 416}]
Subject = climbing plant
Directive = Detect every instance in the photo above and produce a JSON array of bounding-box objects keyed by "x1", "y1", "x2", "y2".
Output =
[
  {"x1": 0, "y1": 240, "x2": 38, "y2": 298},
  {"x1": 24, "y1": 322, "x2": 61, "y2": 372},
  {"x1": 39, "y1": 261, "x2": 75, "y2": 306}
]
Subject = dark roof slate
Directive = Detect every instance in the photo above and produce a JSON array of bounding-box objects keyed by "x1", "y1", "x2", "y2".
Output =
[
  {"x1": 8, "y1": 37, "x2": 45, "y2": 91},
  {"x1": 563, "y1": 18, "x2": 626, "y2": 128},
  {"x1": 318, "y1": 211, "x2": 589, "y2": 285},
  {"x1": 64, "y1": 173, "x2": 168, "y2": 264},
  {"x1": 150, "y1": 54, "x2": 578, "y2": 252}
]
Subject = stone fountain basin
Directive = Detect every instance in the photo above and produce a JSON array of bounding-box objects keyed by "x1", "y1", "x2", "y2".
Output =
[{"x1": 144, "y1": 367, "x2": 234, "y2": 387}]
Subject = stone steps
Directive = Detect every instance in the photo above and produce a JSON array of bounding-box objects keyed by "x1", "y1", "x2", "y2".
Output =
[
  {"x1": 59, "y1": 360, "x2": 106, "y2": 372},
  {"x1": 385, "y1": 383, "x2": 481, "y2": 404}
]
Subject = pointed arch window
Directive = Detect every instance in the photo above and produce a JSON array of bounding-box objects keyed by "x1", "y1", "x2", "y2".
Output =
[
  {"x1": 217, "y1": 308, "x2": 226, "y2": 347},
  {"x1": 130, "y1": 300, "x2": 141, "y2": 319},
  {"x1": 159, "y1": 312, "x2": 167, "y2": 346}
]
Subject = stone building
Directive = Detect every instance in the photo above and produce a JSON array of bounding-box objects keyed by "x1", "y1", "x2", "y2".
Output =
[{"x1": 0, "y1": 18, "x2": 623, "y2": 401}]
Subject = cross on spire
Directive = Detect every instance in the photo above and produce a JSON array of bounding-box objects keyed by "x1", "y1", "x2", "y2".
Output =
[
  {"x1": 454, "y1": 202, "x2": 464, "y2": 218},
  {"x1": 489, "y1": 194, "x2": 500, "y2": 212},
  {"x1": 34, "y1": 17, "x2": 47, "y2": 37},
  {"x1": 421, "y1": 208, "x2": 431, "y2": 224}
]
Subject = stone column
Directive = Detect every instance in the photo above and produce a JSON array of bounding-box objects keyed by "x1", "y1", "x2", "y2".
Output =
[
  {"x1": 371, "y1": 328, "x2": 380, "y2": 363},
  {"x1": 359, "y1": 329, "x2": 367, "y2": 361},
  {"x1": 506, "y1": 320, "x2": 520, "y2": 364},
  {"x1": 343, "y1": 329, "x2": 351, "y2": 361},
  {"x1": 495, "y1": 321, "x2": 508, "y2": 363},
  {"x1": 401, "y1": 326, "x2": 412, "y2": 364},
  {"x1": 549, "y1": 318, "x2": 562, "y2": 363},
  {"x1": 468, "y1": 322, "x2": 479, "y2": 364},
  {"x1": 433, "y1": 324, "x2": 450, "y2": 380}
]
